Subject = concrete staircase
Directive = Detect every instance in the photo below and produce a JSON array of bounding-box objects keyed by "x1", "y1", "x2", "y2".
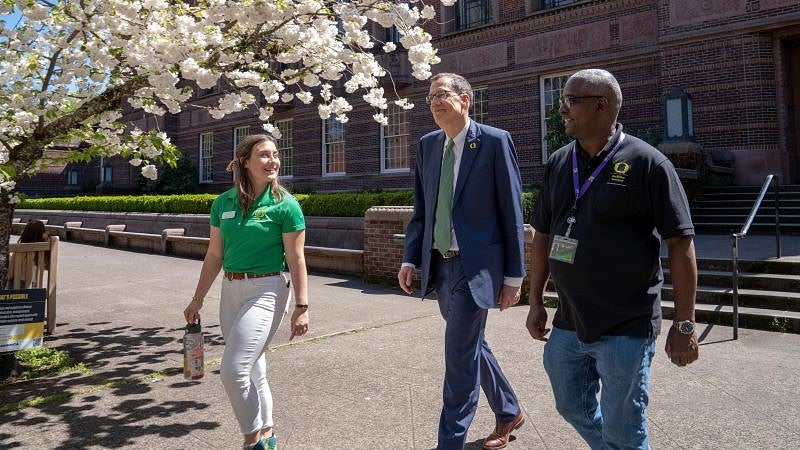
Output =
[
  {"x1": 691, "y1": 184, "x2": 800, "y2": 234},
  {"x1": 543, "y1": 257, "x2": 800, "y2": 334}
]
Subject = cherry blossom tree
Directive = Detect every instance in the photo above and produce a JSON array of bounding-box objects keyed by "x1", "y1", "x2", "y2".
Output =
[{"x1": 0, "y1": 0, "x2": 456, "y2": 285}]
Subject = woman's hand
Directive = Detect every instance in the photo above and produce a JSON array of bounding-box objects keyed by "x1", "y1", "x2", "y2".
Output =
[
  {"x1": 184, "y1": 298, "x2": 203, "y2": 324},
  {"x1": 289, "y1": 308, "x2": 309, "y2": 341}
]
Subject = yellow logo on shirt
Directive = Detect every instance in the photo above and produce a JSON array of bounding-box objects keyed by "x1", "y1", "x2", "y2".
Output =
[
  {"x1": 610, "y1": 162, "x2": 630, "y2": 184},
  {"x1": 613, "y1": 162, "x2": 630, "y2": 174},
  {"x1": 253, "y1": 208, "x2": 268, "y2": 219}
]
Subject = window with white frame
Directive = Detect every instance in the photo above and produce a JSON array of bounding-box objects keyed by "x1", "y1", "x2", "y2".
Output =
[
  {"x1": 471, "y1": 87, "x2": 489, "y2": 124},
  {"x1": 233, "y1": 126, "x2": 250, "y2": 155},
  {"x1": 232, "y1": 126, "x2": 250, "y2": 180},
  {"x1": 277, "y1": 119, "x2": 293, "y2": 177},
  {"x1": 381, "y1": 103, "x2": 410, "y2": 172},
  {"x1": 199, "y1": 132, "x2": 214, "y2": 183},
  {"x1": 322, "y1": 117, "x2": 346, "y2": 175},
  {"x1": 540, "y1": 72, "x2": 573, "y2": 161},
  {"x1": 456, "y1": 0, "x2": 493, "y2": 30}
]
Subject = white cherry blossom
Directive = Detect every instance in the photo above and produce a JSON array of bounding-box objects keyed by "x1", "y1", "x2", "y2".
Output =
[{"x1": 0, "y1": 0, "x2": 454, "y2": 211}]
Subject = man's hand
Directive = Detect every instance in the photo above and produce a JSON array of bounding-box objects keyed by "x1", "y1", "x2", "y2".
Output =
[
  {"x1": 665, "y1": 326, "x2": 699, "y2": 366},
  {"x1": 497, "y1": 284, "x2": 521, "y2": 311},
  {"x1": 397, "y1": 265, "x2": 414, "y2": 294},
  {"x1": 526, "y1": 303, "x2": 550, "y2": 341}
]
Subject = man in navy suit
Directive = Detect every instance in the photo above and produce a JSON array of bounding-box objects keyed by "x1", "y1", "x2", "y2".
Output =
[{"x1": 398, "y1": 73, "x2": 526, "y2": 450}]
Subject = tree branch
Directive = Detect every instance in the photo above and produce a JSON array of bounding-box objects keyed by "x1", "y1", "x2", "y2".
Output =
[{"x1": 12, "y1": 76, "x2": 149, "y2": 175}]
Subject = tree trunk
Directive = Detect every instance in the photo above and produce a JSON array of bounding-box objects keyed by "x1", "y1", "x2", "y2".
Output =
[
  {"x1": 0, "y1": 194, "x2": 14, "y2": 288},
  {"x1": 0, "y1": 195, "x2": 17, "y2": 380}
]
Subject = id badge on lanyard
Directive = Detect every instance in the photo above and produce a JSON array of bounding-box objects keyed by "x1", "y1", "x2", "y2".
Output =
[{"x1": 549, "y1": 133, "x2": 625, "y2": 264}]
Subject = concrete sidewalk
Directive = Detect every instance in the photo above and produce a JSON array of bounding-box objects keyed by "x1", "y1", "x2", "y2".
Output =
[
  {"x1": 664, "y1": 233, "x2": 800, "y2": 261},
  {"x1": 1, "y1": 241, "x2": 799, "y2": 449}
]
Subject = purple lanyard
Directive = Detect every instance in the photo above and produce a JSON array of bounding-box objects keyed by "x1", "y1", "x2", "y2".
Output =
[{"x1": 570, "y1": 132, "x2": 626, "y2": 213}]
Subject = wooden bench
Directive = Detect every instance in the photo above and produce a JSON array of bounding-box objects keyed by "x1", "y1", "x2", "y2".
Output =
[{"x1": 9, "y1": 236, "x2": 59, "y2": 334}]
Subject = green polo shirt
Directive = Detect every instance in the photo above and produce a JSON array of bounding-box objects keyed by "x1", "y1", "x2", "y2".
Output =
[{"x1": 210, "y1": 186, "x2": 306, "y2": 273}]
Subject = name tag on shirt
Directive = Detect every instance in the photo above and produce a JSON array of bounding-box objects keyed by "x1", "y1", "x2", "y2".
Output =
[
  {"x1": 221, "y1": 211, "x2": 236, "y2": 219},
  {"x1": 550, "y1": 235, "x2": 578, "y2": 264}
]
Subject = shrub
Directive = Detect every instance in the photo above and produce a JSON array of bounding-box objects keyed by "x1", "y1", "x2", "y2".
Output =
[
  {"x1": 18, "y1": 188, "x2": 538, "y2": 218},
  {"x1": 18, "y1": 194, "x2": 216, "y2": 214},
  {"x1": 295, "y1": 191, "x2": 414, "y2": 217},
  {"x1": 150, "y1": 157, "x2": 199, "y2": 194}
]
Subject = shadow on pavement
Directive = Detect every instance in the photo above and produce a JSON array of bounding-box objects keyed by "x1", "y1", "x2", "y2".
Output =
[{"x1": 0, "y1": 323, "x2": 226, "y2": 449}]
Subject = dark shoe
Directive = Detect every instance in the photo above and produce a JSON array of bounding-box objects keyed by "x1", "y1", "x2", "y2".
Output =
[{"x1": 482, "y1": 412, "x2": 525, "y2": 449}]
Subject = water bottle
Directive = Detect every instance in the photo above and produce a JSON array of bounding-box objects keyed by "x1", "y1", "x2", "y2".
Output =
[{"x1": 183, "y1": 320, "x2": 204, "y2": 380}]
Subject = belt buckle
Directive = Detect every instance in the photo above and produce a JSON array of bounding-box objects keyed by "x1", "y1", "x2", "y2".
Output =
[{"x1": 440, "y1": 250, "x2": 459, "y2": 259}]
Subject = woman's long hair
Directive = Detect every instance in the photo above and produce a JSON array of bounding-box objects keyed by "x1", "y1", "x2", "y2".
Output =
[
  {"x1": 19, "y1": 220, "x2": 47, "y2": 243},
  {"x1": 18, "y1": 219, "x2": 48, "y2": 269},
  {"x1": 226, "y1": 134, "x2": 286, "y2": 215}
]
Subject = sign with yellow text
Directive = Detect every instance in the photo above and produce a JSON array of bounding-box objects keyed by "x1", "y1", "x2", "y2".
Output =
[{"x1": 0, "y1": 289, "x2": 46, "y2": 353}]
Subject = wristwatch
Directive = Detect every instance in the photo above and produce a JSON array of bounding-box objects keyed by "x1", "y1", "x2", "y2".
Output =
[{"x1": 673, "y1": 320, "x2": 695, "y2": 335}]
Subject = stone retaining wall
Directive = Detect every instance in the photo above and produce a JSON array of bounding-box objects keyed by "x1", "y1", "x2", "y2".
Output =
[
  {"x1": 11, "y1": 219, "x2": 363, "y2": 277},
  {"x1": 15, "y1": 208, "x2": 535, "y2": 289},
  {"x1": 363, "y1": 206, "x2": 535, "y2": 292},
  {"x1": 15, "y1": 210, "x2": 364, "y2": 249}
]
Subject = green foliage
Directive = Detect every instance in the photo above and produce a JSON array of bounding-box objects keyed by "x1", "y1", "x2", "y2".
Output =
[
  {"x1": 635, "y1": 127, "x2": 661, "y2": 148},
  {"x1": 17, "y1": 188, "x2": 539, "y2": 218},
  {"x1": 0, "y1": 164, "x2": 16, "y2": 180},
  {"x1": 13, "y1": 347, "x2": 90, "y2": 381},
  {"x1": 295, "y1": 191, "x2": 414, "y2": 217},
  {"x1": 769, "y1": 317, "x2": 792, "y2": 333},
  {"x1": 19, "y1": 194, "x2": 217, "y2": 214},
  {"x1": 150, "y1": 157, "x2": 198, "y2": 194},
  {"x1": 545, "y1": 104, "x2": 571, "y2": 159},
  {"x1": 522, "y1": 191, "x2": 536, "y2": 224}
]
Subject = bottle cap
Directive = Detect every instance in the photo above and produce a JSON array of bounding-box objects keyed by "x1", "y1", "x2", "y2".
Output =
[{"x1": 186, "y1": 320, "x2": 202, "y2": 334}]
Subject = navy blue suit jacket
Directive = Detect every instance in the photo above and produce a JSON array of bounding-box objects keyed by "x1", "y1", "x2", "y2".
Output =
[{"x1": 403, "y1": 120, "x2": 525, "y2": 309}]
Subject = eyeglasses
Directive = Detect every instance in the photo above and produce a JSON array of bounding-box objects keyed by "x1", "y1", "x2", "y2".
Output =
[
  {"x1": 425, "y1": 90, "x2": 458, "y2": 104},
  {"x1": 559, "y1": 95, "x2": 605, "y2": 108}
]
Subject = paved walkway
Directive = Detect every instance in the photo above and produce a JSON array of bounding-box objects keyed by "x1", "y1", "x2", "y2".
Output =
[{"x1": 0, "y1": 239, "x2": 799, "y2": 449}]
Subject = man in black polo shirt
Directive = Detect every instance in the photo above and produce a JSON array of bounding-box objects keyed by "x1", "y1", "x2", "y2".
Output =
[{"x1": 527, "y1": 69, "x2": 699, "y2": 449}]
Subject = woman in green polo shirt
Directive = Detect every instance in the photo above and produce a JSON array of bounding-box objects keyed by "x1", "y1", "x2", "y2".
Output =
[{"x1": 184, "y1": 134, "x2": 308, "y2": 450}]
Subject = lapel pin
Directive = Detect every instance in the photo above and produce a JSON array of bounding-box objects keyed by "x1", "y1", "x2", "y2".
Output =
[{"x1": 469, "y1": 142, "x2": 477, "y2": 150}]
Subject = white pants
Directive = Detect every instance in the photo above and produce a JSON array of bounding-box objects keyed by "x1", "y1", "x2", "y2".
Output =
[{"x1": 219, "y1": 274, "x2": 290, "y2": 434}]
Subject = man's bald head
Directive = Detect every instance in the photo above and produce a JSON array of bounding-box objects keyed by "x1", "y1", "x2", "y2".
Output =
[{"x1": 569, "y1": 69, "x2": 622, "y2": 122}]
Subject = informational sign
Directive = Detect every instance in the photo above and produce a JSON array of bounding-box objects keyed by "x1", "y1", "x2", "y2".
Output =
[{"x1": 0, "y1": 289, "x2": 46, "y2": 353}]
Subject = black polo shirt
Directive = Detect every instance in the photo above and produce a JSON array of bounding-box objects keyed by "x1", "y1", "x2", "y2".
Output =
[{"x1": 531, "y1": 125, "x2": 694, "y2": 343}]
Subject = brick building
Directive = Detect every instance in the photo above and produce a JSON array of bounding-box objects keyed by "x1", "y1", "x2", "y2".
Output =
[{"x1": 18, "y1": 0, "x2": 800, "y2": 196}]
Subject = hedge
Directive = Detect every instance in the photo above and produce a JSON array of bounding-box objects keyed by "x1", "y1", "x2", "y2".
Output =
[{"x1": 18, "y1": 189, "x2": 538, "y2": 219}]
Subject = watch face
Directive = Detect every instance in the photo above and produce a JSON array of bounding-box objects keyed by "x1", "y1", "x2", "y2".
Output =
[{"x1": 679, "y1": 321, "x2": 695, "y2": 335}]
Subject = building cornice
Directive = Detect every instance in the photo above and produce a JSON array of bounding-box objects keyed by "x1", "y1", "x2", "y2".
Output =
[
  {"x1": 659, "y1": 12, "x2": 800, "y2": 47},
  {"x1": 434, "y1": 0, "x2": 653, "y2": 50},
  {"x1": 458, "y1": 46, "x2": 660, "y2": 87}
]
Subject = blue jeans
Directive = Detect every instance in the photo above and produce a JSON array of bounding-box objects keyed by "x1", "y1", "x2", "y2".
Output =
[{"x1": 543, "y1": 327, "x2": 656, "y2": 450}]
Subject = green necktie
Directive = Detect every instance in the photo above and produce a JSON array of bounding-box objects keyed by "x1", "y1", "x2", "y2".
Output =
[{"x1": 435, "y1": 139, "x2": 455, "y2": 254}]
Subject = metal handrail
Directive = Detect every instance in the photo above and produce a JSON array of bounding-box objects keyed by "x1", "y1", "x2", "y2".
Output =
[{"x1": 730, "y1": 174, "x2": 781, "y2": 339}]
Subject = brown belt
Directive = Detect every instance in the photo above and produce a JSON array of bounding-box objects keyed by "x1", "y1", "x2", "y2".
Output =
[
  {"x1": 434, "y1": 249, "x2": 460, "y2": 259},
  {"x1": 224, "y1": 271, "x2": 281, "y2": 281}
]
